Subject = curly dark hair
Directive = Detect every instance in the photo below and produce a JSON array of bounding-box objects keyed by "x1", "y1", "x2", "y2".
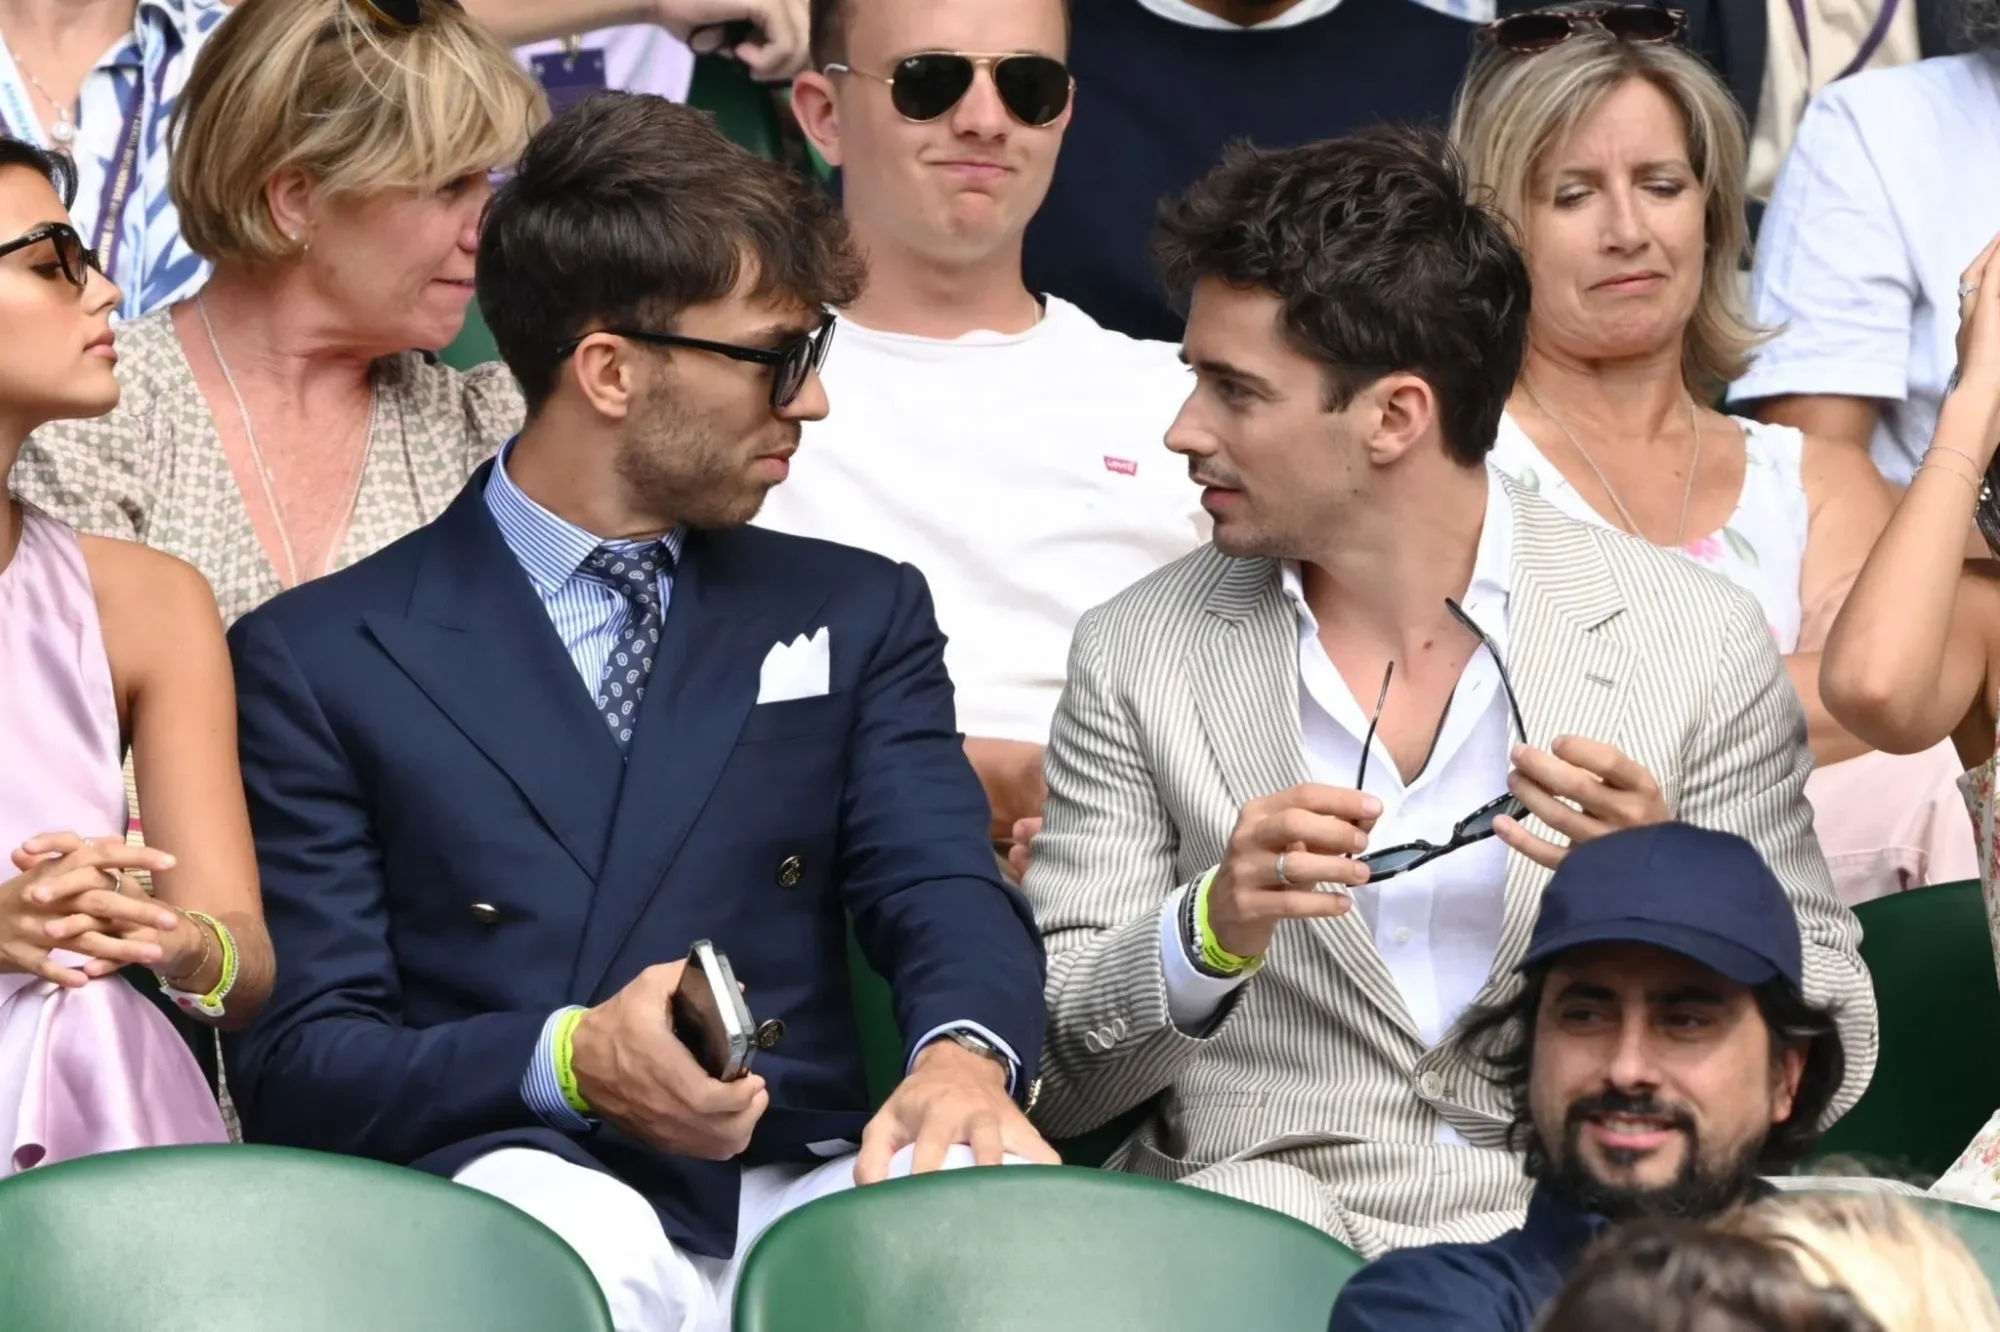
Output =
[
  {"x1": 1151, "y1": 125, "x2": 1531, "y2": 468},
  {"x1": 1963, "y1": 0, "x2": 2000, "y2": 50},
  {"x1": 1457, "y1": 962, "x2": 1845, "y2": 1182},
  {"x1": 1540, "y1": 1218, "x2": 1886, "y2": 1332}
]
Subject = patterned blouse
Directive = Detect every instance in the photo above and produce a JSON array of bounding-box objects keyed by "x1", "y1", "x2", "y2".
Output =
[{"x1": 12, "y1": 308, "x2": 525, "y2": 626}]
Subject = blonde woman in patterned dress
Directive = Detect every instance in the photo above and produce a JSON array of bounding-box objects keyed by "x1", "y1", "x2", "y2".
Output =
[{"x1": 12, "y1": 0, "x2": 544, "y2": 627}]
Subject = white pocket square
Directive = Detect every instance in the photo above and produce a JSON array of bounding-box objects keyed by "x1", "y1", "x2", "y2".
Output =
[{"x1": 757, "y1": 626, "x2": 830, "y2": 704}]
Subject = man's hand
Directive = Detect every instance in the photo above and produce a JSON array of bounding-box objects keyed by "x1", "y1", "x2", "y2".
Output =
[
  {"x1": 1206, "y1": 785, "x2": 1382, "y2": 961},
  {"x1": 1004, "y1": 816, "x2": 1041, "y2": 884},
  {"x1": 1495, "y1": 736, "x2": 1670, "y2": 870},
  {"x1": 655, "y1": 0, "x2": 810, "y2": 82},
  {"x1": 854, "y1": 1039, "x2": 1058, "y2": 1185},
  {"x1": 569, "y1": 962, "x2": 769, "y2": 1159},
  {"x1": 965, "y1": 738, "x2": 1048, "y2": 843}
]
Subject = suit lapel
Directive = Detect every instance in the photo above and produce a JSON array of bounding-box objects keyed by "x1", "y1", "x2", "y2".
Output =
[
  {"x1": 568, "y1": 530, "x2": 833, "y2": 996},
  {"x1": 1482, "y1": 478, "x2": 1637, "y2": 1001},
  {"x1": 1189, "y1": 559, "x2": 1420, "y2": 1041},
  {"x1": 366, "y1": 469, "x2": 623, "y2": 879}
]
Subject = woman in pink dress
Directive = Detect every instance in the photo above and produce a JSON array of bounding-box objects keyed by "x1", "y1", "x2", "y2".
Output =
[{"x1": 0, "y1": 136, "x2": 271, "y2": 1173}]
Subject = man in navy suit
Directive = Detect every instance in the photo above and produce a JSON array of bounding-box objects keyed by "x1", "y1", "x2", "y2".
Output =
[{"x1": 225, "y1": 93, "x2": 1054, "y2": 1332}]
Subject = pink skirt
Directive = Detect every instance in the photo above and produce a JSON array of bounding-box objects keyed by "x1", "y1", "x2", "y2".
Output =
[{"x1": 0, "y1": 957, "x2": 226, "y2": 1175}]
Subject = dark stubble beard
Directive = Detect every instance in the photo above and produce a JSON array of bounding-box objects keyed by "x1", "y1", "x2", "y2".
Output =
[
  {"x1": 614, "y1": 382, "x2": 789, "y2": 531},
  {"x1": 1538, "y1": 1089, "x2": 1766, "y2": 1223}
]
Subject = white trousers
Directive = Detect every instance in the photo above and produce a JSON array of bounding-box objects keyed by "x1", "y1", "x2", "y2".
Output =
[{"x1": 456, "y1": 1142, "x2": 1021, "y2": 1332}]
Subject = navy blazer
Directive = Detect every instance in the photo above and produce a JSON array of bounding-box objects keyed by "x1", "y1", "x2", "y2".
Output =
[{"x1": 223, "y1": 466, "x2": 1046, "y2": 1258}]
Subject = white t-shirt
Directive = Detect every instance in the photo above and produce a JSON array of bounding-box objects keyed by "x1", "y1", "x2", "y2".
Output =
[
  {"x1": 1731, "y1": 54, "x2": 2000, "y2": 484},
  {"x1": 755, "y1": 297, "x2": 1208, "y2": 742}
]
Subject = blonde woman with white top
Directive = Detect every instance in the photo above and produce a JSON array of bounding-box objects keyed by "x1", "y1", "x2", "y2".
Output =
[{"x1": 1454, "y1": 3, "x2": 1973, "y2": 904}]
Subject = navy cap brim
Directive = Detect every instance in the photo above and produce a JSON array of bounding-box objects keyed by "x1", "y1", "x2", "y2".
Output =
[{"x1": 1518, "y1": 918, "x2": 1785, "y2": 988}]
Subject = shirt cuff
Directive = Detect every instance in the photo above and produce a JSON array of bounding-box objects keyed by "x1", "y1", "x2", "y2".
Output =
[
  {"x1": 1159, "y1": 890, "x2": 1250, "y2": 1034},
  {"x1": 909, "y1": 1021, "x2": 1020, "y2": 1098},
  {"x1": 523, "y1": 1005, "x2": 593, "y2": 1132}
]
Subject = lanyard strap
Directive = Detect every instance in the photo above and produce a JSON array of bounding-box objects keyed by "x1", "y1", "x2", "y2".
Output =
[
  {"x1": 1786, "y1": 0, "x2": 1903, "y2": 83},
  {"x1": 91, "y1": 59, "x2": 165, "y2": 277}
]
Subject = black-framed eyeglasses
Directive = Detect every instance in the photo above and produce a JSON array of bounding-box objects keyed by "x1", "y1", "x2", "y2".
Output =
[
  {"x1": 1353, "y1": 599, "x2": 1529, "y2": 883},
  {"x1": 556, "y1": 311, "x2": 837, "y2": 410},
  {"x1": 0, "y1": 222, "x2": 101, "y2": 290},
  {"x1": 1478, "y1": 5, "x2": 1686, "y2": 53},
  {"x1": 350, "y1": 0, "x2": 462, "y2": 30},
  {"x1": 823, "y1": 52, "x2": 1074, "y2": 127}
]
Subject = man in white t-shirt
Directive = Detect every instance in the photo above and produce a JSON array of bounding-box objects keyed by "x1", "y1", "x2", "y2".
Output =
[
  {"x1": 1730, "y1": 35, "x2": 2000, "y2": 484},
  {"x1": 771, "y1": 0, "x2": 1207, "y2": 869}
]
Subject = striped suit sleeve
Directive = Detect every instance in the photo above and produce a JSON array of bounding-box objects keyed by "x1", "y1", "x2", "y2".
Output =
[
  {"x1": 1024, "y1": 607, "x2": 1248, "y2": 1138},
  {"x1": 1682, "y1": 588, "x2": 1878, "y2": 1118}
]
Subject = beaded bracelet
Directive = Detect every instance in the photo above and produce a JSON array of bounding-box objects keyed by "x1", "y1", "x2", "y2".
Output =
[{"x1": 157, "y1": 910, "x2": 239, "y2": 1020}]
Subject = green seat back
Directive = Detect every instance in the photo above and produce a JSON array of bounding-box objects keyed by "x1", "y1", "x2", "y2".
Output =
[
  {"x1": 686, "y1": 55, "x2": 784, "y2": 160},
  {"x1": 0, "y1": 1145, "x2": 613, "y2": 1332},
  {"x1": 734, "y1": 1166, "x2": 1363, "y2": 1332},
  {"x1": 1813, "y1": 881, "x2": 2000, "y2": 1180},
  {"x1": 1907, "y1": 1196, "x2": 2000, "y2": 1290}
]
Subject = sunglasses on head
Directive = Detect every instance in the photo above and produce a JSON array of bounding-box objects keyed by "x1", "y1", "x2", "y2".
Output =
[
  {"x1": 1478, "y1": 5, "x2": 1685, "y2": 53},
  {"x1": 0, "y1": 222, "x2": 102, "y2": 290},
  {"x1": 349, "y1": 0, "x2": 462, "y2": 30},
  {"x1": 557, "y1": 311, "x2": 837, "y2": 410},
  {"x1": 823, "y1": 51, "x2": 1074, "y2": 128},
  {"x1": 1352, "y1": 600, "x2": 1530, "y2": 884}
]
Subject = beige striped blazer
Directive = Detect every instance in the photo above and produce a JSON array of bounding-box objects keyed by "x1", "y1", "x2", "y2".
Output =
[{"x1": 1022, "y1": 476, "x2": 1877, "y2": 1259}]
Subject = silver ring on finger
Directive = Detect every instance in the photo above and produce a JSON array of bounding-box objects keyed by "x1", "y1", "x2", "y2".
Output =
[
  {"x1": 1274, "y1": 851, "x2": 1292, "y2": 886},
  {"x1": 1963, "y1": 280, "x2": 1981, "y2": 298}
]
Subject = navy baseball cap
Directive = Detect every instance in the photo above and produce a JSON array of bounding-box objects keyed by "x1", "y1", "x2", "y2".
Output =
[{"x1": 1519, "y1": 822, "x2": 1804, "y2": 991}]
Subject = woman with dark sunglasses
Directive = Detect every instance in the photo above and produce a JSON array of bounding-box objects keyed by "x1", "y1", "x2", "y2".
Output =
[
  {"x1": 0, "y1": 135, "x2": 275, "y2": 1171},
  {"x1": 1456, "y1": 5, "x2": 1974, "y2": 906}
]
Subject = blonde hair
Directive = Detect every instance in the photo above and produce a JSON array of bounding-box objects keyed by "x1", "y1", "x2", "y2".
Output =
[
  {"x1": 1730, "y1": 1194, "x2": 2000, "y2": 1332},
  {"x1": 170, "y1": 0, "x2": 546, "y2": 267},
  {"x1": 1449, "y1": 21, "x2": 1764, "y2": 396}
]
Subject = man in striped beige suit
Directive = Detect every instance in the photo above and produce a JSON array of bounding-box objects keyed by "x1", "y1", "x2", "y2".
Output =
[{"x1": 1021, "y1": 128, "x2": 1877, "y2": 1258}]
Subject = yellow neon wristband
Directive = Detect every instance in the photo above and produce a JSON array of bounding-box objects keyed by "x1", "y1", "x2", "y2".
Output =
[
  {"x1": 159, "y1": 911, "x2": 239, "y2": 1020},
  {"x1": 554, "y1": 1008, "x2": 593, "y2": 1117},
  {"x1": 1195, "y1": 870, "x2": 1262, "y2": 977}
]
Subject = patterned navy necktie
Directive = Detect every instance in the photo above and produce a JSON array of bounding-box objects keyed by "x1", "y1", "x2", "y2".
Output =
[{"x1": 579, "y1": 541, "x2": 672, "y2": 753}]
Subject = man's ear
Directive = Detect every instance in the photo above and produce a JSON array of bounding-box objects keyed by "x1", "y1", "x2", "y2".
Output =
[
  {"x1": 791, "y1": 70, "x2": 846, "y2": 169},
  {"x1": 566, "y1": 333, "x2": 641, "y2": 422},
  {"x1": 1355, "y1": 372, "x2": 1439, "y2": 468},
  {"x1": 1770, "y1": 1041, "x2": 1809, "y2": 1126}
]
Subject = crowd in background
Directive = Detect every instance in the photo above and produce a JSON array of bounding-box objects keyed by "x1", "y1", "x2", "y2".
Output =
[{"x1": 7, "y1": 0, "x2": 2000, "y2": 1328}]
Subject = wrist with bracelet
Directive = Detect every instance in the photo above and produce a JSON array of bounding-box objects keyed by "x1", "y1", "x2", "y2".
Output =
[
  {"x1": 155, "y1": 909, "x2": 240, "y2": 1019},
  {"x1": 1181, "y1": 869, "x2": 1262, "y2": 980}
]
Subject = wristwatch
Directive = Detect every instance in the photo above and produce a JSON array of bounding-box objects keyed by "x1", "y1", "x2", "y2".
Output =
[{"x1": 945, "y1": 1028, "x2": 1010, "y2": 1071}]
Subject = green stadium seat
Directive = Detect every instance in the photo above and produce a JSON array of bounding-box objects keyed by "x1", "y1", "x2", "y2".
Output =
[
  {"x1": 1811, "y1": 880, "x2": 2000, "y2": 1181},
  {"x1": 0, "y1": 1145, "x2": 613, "y2": 1331},
  {"x1": 733, "y1": 1165, "x2": 1363, "y2": 1332},
  {"x1": 1907, "y1": 1196, "x2": 2000, "y2": 1291}
]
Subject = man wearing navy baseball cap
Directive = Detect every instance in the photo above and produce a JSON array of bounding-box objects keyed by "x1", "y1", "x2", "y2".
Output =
[{"x1": 1329, "y1": 822, "x2": 1849, "y2": 1332}]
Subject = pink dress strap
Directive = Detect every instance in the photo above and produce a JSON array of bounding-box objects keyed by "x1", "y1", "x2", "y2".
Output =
[{"x1": 0, "y1": 503, "x2": 225, "y2": 1171}]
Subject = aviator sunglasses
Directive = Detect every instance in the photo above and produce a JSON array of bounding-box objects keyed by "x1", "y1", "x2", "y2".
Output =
[
  {"x1": 0, "y1": 222, "x2": 102, "y2": 290},
  {"x1": 1477, "y1": 4, "x2": 1686, "y2": 53},
  {"x1": 1351, "y1": 601, "x2": 1530, "y2": 883},
  {"x1": 556, "y1": 312, "x2": 838, "y2": 411},
  {"x1": 823, "y1": 52, "x2": 1075, "y2": 127}
]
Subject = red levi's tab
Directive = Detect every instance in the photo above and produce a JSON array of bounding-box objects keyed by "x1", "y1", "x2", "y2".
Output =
[{"x1": 1103, "y1": 456, "x2": 1138, "y2": 476}]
